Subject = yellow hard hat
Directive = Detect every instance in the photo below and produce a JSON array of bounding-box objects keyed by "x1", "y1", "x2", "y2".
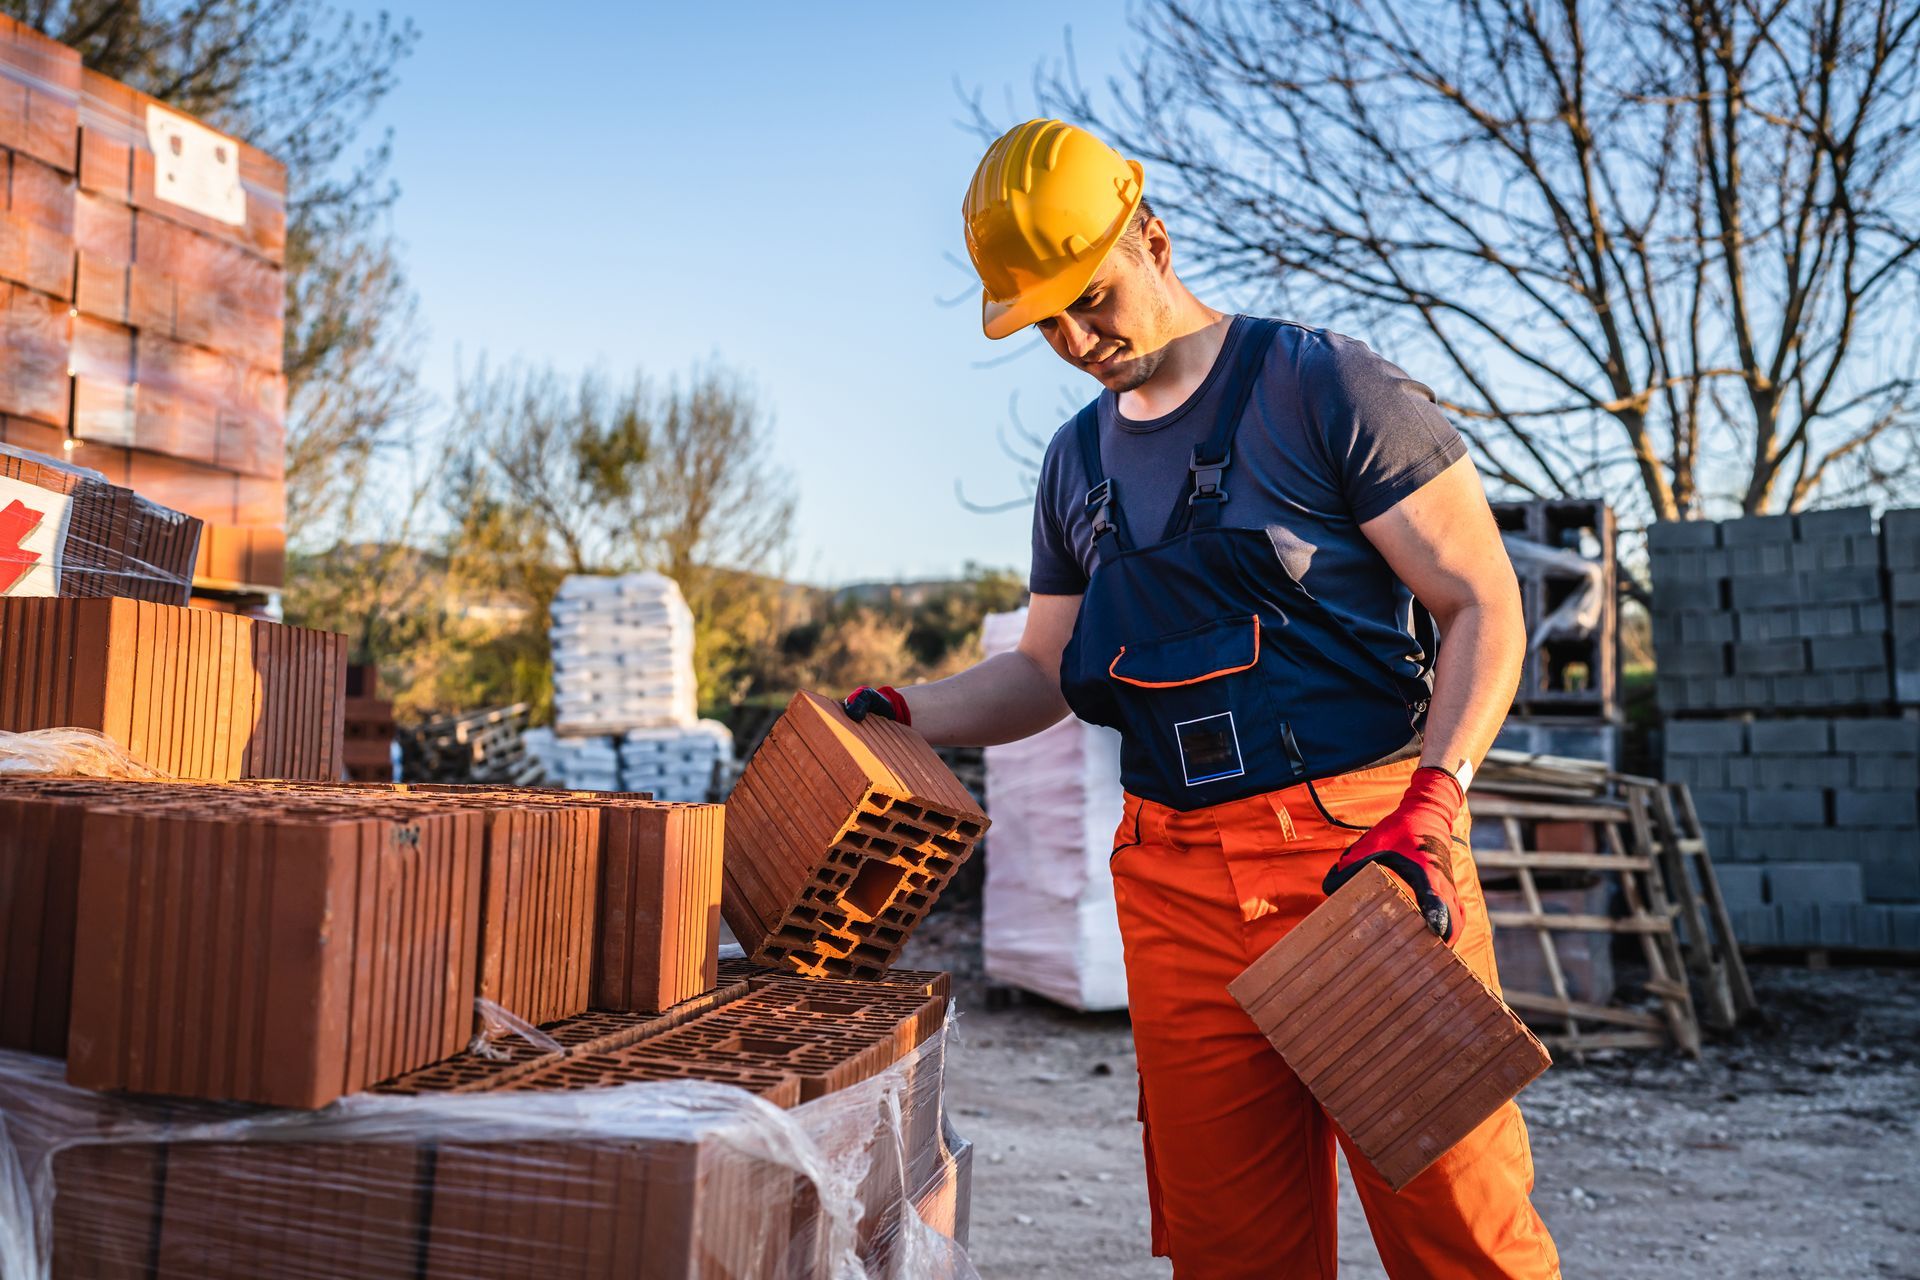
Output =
[{"x1": 963, "y1": 119, "x2": 1145, "y2": 339}]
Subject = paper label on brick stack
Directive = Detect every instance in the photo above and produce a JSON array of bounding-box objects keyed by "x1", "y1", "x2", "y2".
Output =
[
  {"x1": 979, "y1": 608, "x2": 1129, "y2": 1011},
  {"x1": 550, "y1": 573, "x2": 699, "y2": 734}
]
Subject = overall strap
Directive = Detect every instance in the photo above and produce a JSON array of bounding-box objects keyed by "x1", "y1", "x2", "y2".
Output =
[
  {"x1": 1073, "y1": 398, "x2": 1130, "y2": 559},
  {"x1": 1164, "y1": 318, "x2": 1284, "y2": 541}
]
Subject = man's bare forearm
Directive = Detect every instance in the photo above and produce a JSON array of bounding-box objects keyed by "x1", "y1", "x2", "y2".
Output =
[
  {"x1": 1418, "y1": 599, "x2": 1525, "y2": 780},
  {"x1": 898, "y1": 651, "x2": 1072, "y2": 747}
]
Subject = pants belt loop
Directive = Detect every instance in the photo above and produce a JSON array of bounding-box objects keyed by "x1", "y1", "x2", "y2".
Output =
[{"x1": 1265, "y1": 792, "x2": 1297, "y2": 842}]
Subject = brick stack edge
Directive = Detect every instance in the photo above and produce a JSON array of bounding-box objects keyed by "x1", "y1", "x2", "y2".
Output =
[
  {"x1": 1651, "y1": 504, "x2": 1920, "y2": 951},
  {"x1": 724, "y1": 689, "x2": 988, "y2": 978},
  {"x1": 1229, "y1": 863, "x2": 1551, "y2": 1190},
  {"x1": 1, "y1": 16, "x2": 288, "y2": 592},
  {"x1": 0, "y1": 596, "x2": 345, "y2": 779}
]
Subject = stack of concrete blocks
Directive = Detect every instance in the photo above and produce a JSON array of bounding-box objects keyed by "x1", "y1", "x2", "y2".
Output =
[
  {"x1": 523, "y1": 729, "x2": 621, "y2": 791},
  {"x1": 1663, "y1": 717, "x2": 1920, "y2": 948},
  {"x1": 1883, "y1": 509, "x2": 1920, "y2": 704},
  {"x1": 978, "y1": 608, "x2": 1129, "y2": 1010},
  {"x1": 1650, "y1": 507, "x2": 1890, "y2": 713},
  {"x1": 620, "y1": 718, "x2": 734, "y2": 802}
]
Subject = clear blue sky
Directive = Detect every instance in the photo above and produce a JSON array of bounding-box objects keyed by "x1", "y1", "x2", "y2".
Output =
[{"x1": 367, "y1": 1, "x2": 1188, "y2": 585}]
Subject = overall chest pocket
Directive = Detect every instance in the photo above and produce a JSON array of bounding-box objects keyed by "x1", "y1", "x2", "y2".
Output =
[{"x1": 1107, "y1": 614, "x2": 1293, "y2": 793}]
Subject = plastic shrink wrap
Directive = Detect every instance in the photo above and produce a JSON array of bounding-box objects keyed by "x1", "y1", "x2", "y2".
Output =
[
  {"x1": 0, "y1": 1026, "x2": 975, "y2": 1279},
  {"x1": 979, "y1": 609, "x2": 1129, "y2": 1010},
  {"x1": 551, "y1": 574, "x2": 699, "y2": 735},
  {"x1": 0, "y1": 442, "x2": 199, "y2": 604}
]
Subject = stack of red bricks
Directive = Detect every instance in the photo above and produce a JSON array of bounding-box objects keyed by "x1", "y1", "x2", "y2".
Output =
[
  {"x1": 342, "y1": 664, "x2": 395, "y2": 781},
  {"x1": 2, "y1": 682, "x2": 984, "y2": 1274},
  {"x1": 0, "y1": 596, "x2": 346, "y2": 777},
  {"x1": 1, "y1": 17, "x2": 287, "y2": 592}
]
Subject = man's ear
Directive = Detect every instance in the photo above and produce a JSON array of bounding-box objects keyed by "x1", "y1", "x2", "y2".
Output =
[{"x1": 1145, "y1": 217, "x2": 1173, "y2": 275}]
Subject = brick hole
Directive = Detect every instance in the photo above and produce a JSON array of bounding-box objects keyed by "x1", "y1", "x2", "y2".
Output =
[
  {"x1": 716, "y1": 1033, "x2": 802, "y2": 1056},
  {"x1": 790, "y1": 997, "x2": 866, "y2": 1017},
  {"x1": 818, "y1": 911, "x2": 850, "y2": 931},
  {"x1": 953, "y1": 821, "x2": 983, "y2": 839},
  {"x1": 842, "y1": 857, "x2": 909, "y2": 917},
  {"x1": 891, "y1": 802, "x2": 926, "y2": 821}
]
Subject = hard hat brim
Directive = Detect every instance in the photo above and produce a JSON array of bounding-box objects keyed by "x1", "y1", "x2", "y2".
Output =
[{"x1": 979, "y1": 160, "x2": 1146, "y2": 340}]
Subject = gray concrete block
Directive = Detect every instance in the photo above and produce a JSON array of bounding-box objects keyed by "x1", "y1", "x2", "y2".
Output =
[
  {"x1": 1648, "y1": 518, "x2": 1720, "y2": 550},
  {"x1": 1666, "y1": 719, "x2": 1748, "y2": 755},
  {"x1": 1816, "y1": 903, "x2": 1857, "y2": 947},
  {"x1": 1836, "y1": 789, "x2": 1920, "y2": 826},
  {"x1": 1856, "y1": 670, "x2": 1893, "y2": 703},
  {"x1": 1749, "y1": 718, "x2": 1830, "y2": 754},
  {"x1": 1714, "y1": 863, "x2": 1766, "y2": 910},
  {"x1": 1729, "y1": 543, "x2": 1793, "y2": 579},
  {"x1": 1852, "y1": 755, "x2": 1918, "y2": 789},
  {"x1": 1795, "y1": 506, "x2": 1873, "y2": 537},
  {"x1": 1833, "y1": 718, "x2": 1920, "y2": 755},
  {"x1": 1737, "y1": 609, "x2": 1796, "y2": 642},
  {"x1": 1887, "y1": 904, "x2": 1920, "y2": 950},
  {"x1": 1691, "y1": 788, "x2": 1746, "y2": 825},
  {"x1": 1766, "y1": 860, "x2": 1865, "y2": 905},
  {"x1": 1850, "y1": 904, "x2": 1893, "y2": 949},
  {"x1": 1891, "y1": 571, "x2": 1920, "y2": 604},
  {"x1": 1737, "y1": 675, "x2": 1775, "y2": 705},
  {"x1": 1732, "y1": 904, "x2": 1779, "y2": 946},
  {"x1": 1658, "y1": 643, "x2": 1727, "y2": 677},
  {"x1": 1729, "y1": 573, "x2": 1801, "y2": 608},
  {"x1": 1776, "y1": 902, "x2": 1819, "y2": 945},
  {"x1": 1724, "y1": 756, "x2": 1759, "y2": 787},
  {"x1": 1848, "y1": 533, "x2": 1882, "y2": 569},
  {"x1": 1808, "y1": 570, "x2": 1883, "y2": 604},
  {"x1": 1720, "y1": 514, "x2": 1796, "y2": 546},
  {"x1": 1679, "y1": 611, "x2": 1737, "y2": 644},
  {"x1": 1861, "y1": 850, "x2": 1920, "y2": 902},
  {"x1": 1812, "y1": 634, "x2": 1889, "y2": 671},
  {"x1": 1735, "y1": 639, "x2": 1809, "y2": 675},
  {"x1": 1664, "y1": 754, "x2": 1726, "y2": 789},
  {"x1": 1757, "y1": 755, "x2": 1850, "y2": 790},
  {"x1": 1857, "y1": 601, "x2": 1889, "y2": 632},
  {"x1": 1746, "y1": 789, "x2": 1826, "y2": 826},
  {"x1": 1656, "y1": 676, "x2": 1691, "y2": 710}
]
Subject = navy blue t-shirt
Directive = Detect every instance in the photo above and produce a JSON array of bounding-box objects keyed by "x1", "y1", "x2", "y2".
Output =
[{"x1": 1029, "y1": 316, "x2": 1465, "y2": 689}]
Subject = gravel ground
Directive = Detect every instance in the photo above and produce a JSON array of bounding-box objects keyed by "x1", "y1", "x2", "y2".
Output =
[{"x1": 898, "y1": 910, "x2": 1920, "y2": 1279}]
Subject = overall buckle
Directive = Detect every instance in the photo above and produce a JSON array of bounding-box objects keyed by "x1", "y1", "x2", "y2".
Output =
[
  {"x1": 1188, "y1": 448, "x2": 1230, "y2": 507},
  {"x1": 1086, "y1": 478, "x2": 1118, "y2": 540}
]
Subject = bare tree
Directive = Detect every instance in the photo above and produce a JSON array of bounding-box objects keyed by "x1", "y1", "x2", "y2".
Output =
[
  {"x1": 5, "y1": 1, "x2": 423, "y2": 529},
  {"x1": 1007, "y1": 0, "x2": 1920, "y2": 520}
]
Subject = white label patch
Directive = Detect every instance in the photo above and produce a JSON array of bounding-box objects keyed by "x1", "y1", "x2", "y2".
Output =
[
  {"x1": 0, "y1": 475, "x2": 71, "y2": 596},
  {"x1": 146, "y1": 104, "x2": 248, "y2": 227}
]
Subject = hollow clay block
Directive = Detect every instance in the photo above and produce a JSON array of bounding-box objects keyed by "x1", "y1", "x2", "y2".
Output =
[
  {"x1": 1228, "y1": 863, "x2": 1551, "y2": 1190},
  {"x1": 722, "y1": 690, "x2": 987, "y2": 979}
]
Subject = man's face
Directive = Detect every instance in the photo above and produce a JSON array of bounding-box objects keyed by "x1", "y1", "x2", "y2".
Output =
[{"x1": 1034, "y1": 228, "x2": 1176, "y2": 394}]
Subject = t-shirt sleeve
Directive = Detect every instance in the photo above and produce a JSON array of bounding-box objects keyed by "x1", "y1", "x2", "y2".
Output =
[
  {"x1": 1301, "y1": 333, "x2": 1467, "y2": 524},
  {"x1": 1028, "y1": 429, "x2": 1090, "y2": 595}
]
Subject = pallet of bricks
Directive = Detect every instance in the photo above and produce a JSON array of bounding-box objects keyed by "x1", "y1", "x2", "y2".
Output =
[
  {"x1": 1651, "y1": 504, "x2": 1920, "y2": 955},
  {"x1": 1, "y1": 17, "x2": 286, "y2": 599},
  {"x1": 1490, "y1": 498, "x2": 1621, "y2": 766},
  {"x1": 1, "y1": 602, "x2": 983, "y2": 1276}
]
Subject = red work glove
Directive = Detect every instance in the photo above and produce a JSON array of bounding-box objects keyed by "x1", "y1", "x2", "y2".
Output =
[
  {"x1": 1321, "y1": 766, "x2": 1465, "y2": 945},
  {"x1": 843, "y1": 685, "x2": 911, "y2": 726}
]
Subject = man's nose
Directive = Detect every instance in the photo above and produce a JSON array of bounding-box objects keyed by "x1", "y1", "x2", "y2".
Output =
[{"x1": 1056, "y1": 313, "x2": 1100, "y2": 359}]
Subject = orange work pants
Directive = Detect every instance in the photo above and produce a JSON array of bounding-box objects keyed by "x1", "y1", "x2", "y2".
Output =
[{"x1": 1111, "y1": 757, "x2": 1561, "y2": 1279}]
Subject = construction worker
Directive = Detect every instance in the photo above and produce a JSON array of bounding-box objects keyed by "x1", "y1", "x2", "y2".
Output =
[{"x1": 846, "y1": 119, "x2": 1559, "y2": 1277}]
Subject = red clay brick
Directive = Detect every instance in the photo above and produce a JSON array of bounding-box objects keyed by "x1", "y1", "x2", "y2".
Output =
[
  {"x1": 723, "y1": 691, "x2": 987, "y2": 979},
  {"x1": 1228, "y1": 863, "x2": 1552, "y2": 1189}
]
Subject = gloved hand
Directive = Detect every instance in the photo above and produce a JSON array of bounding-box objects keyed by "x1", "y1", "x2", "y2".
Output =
[
  {"x1": 843, "y1": 685, "x2": 911, "y2": 726},
  {"x1": 1321, "y1": 766, "x2": 1465, "y2": 945}
]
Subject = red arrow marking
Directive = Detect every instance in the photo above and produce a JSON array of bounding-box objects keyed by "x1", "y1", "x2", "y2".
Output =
[{"x1": 0, "y1": 498, "x2": 48, "y2": 592}]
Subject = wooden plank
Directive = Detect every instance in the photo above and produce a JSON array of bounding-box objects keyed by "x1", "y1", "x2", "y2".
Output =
[
  {"x1": 1487, "y1": 911, "x2": 1674, "y2": 934},
  {"x1": 1671, "y1": 784, "x2": 1760, "y2": 1020},
  {"x1": 1503, "y1": 815, "x2": 1584, "y2": 1057},
  {"x1": 1622, "y1": 792, "x2": 1703, "y2": 1057},
  {"x1": 1469, "y1": 796, "x2": 1630, "y2": 822},
  {"x1": 1503, "y1": 991, "x2": 1665, "y2": 1030},
  {"x1": 1475, "y1": 850, "x2": 1654, "y2": 872},
  {"x1": 1536, "y1": 1030, "x2": 1669, "y2": 1052}
]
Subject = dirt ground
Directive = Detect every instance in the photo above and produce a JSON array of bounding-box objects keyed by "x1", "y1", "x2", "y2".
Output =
[{"x1": 898, "y1": 910, "x2": 1920, "y2": 1279}]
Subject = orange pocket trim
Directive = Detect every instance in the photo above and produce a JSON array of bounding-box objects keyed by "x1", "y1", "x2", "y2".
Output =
[{"x1": 1108, "y1": 615, "x2": 1261, "y2": 688}]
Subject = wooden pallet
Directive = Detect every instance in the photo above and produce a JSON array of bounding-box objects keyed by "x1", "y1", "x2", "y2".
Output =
[
  {"x1": 1634, "y1": 781, "x2": 1759, "y2": 1030},
  {"x1": 1472, "y1": 791, "x2": 1700, "y2": 1058}
]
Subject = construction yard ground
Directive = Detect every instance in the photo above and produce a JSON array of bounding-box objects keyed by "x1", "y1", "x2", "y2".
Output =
[{"x1": 898, "y1": 910, "x2": 1920, "y2": 1279}]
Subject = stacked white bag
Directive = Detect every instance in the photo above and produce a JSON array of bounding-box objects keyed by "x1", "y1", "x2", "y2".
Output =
[
  {"x1": 545, "y1": 573, "x2": 733, "y2": 796},
  {"x1": 980, "y1": 608, "x2": 1129, "y2": 1010},
  {"x1": 550, "y1": 573, "x2": 699, "y2": 734},
  {"x1": 621, "y1": 719, "x2": 734, "y2": 802}
]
